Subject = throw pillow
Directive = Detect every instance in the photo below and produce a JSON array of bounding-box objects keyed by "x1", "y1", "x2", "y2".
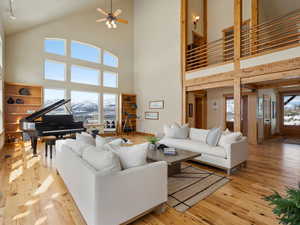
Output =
[
  {"x1": 189, "y1": 128, "x2": 209, "y2": 143},
  {"x1": 64, "y1": 139, "x2": 93, "y2": 157},
  {"x1": 206, "y1": 128, "x2": 222, "y2": 146},
  {"x1": 96, "y1": 136, "x2": 124, "y2": 148},
  {"x1": 218, "y1": 132, "x2": 243, "y2": 148},
  {"x1": 108, "y1": 143, "x2": 149, "y2": 169},
  {"x1": 82, "y1": 146, "x2": 121, "y2": 174},
  {"x1": 76, "y1": 132, "x2": 95, "y2": 146},
  {"x1": 164, "y1": 124, "x2": 189, "y2": 139}
]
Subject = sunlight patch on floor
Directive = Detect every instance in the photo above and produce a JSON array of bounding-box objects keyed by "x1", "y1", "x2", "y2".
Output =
[
  {"x1": 9, "y1": 166, "x2": 23, "y2": 183},
  {"x1": 11, "y1": 159, "x2": 23, "y2": 170},
  {"x1": 13, "y1": 210, "x2": 30, "y2": 220},
  {"x1": 27, "y1": 156, "x2": 39, "y2": 169},
  {"x1": 33, "y1": 175, "x2": 54, "y2": 196},
  {"x1": 34, "y1": 216, "x2": 47, "y2": 225}
]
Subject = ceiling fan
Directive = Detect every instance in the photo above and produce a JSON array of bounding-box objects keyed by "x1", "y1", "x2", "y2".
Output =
[{"x1": 96, "y1": 0, "x2": 128, "y2": 29}]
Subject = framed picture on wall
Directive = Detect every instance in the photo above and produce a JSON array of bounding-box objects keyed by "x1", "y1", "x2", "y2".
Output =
[
  {"x1": 149, "y1": 100, "x2": 164, "y2": 109},
  {"x1": 145, "y1": 112, "x2": 159, "y2": 120}
]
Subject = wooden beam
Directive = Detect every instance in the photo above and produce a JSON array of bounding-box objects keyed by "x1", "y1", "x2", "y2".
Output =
[
  {"x1": 203, "y1": 0, "x2": 208, "y2": 41},
  {"x1": 186, "y1": 80, "x2": 234, "y2": 92},
  {"x1": 241, "y1": 68, "x2": 300, "y2": 84},
  {"x1": 234, "y1": 0, "x2": 242, "y2": 69},
  {"x1": 257, "y1": 79, "x2": 300, "y2": 89},
  {"x1": 234, "y1": 77, "x2": 241, "y2": 132},
  {"x1": 247, "y1": 93, "x2": 258, "y2": 144},
  {"x1": 181, "y1": 0, "x2": 187, "y2": 124}
]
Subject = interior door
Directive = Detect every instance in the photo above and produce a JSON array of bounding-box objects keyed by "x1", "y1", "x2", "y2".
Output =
[
  {"x1": 195, "y1": 96, "x2": 207, "y2": 129},
  {"x1": 263, "y1": 95, "x2": 272, "y2": 139}
]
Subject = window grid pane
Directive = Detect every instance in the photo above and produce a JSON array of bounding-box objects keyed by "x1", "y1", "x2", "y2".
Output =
[
  {"x1": 44, "y1": 88, "x2": 65, "y2": 114},
  {"x1": 45, "y1": 38, "x2": 66, "y2": 56},
  {"x1": 103, "y1": 71, "x2": 118, "y2": 88},
  {"x1": 103, "y1": 93, "x2": 117, "y2": 132},
  {"x1": 44, "y1": 60, "x2": 66, "y2": 81},
  {"x1": 103, "y1": 51, "x2": 118, "y2": 68},
  {"x1": 71, "y1": 91, "x2": 99, "y2": 124},
  {"x1": 71, "y1": 41, "x2": 101, "y2": 63},
  {"x1": 71, "y1": 65, "x2": 100, "y2": 86}
]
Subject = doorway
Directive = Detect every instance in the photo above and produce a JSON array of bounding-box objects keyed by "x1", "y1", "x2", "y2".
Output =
[
  {"x1": 195, "y1": 95, "x2": 207, "y2": 129},
  {"x1": 186, "y1": 91, "x2": 207, "y2": 129}
]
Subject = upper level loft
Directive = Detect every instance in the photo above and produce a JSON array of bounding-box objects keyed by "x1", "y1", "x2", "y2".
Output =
[{"x1": 183, "y1": 0, "x2": 300, "y2": 81}]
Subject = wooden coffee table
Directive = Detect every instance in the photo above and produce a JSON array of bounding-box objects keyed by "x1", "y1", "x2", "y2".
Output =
[{"x1": 147, "y1": 149, "x2": 201, "y2": 176}]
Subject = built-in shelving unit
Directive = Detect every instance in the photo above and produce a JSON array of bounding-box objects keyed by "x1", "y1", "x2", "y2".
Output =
[
  {"x1": 119, "y1": 94, "x2": 137, "y2": 134},
  {"x1": 5, "y1": 82, "x2": 43, "y2": 143}
]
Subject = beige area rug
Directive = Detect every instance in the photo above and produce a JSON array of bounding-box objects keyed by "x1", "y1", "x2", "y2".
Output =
[
  {"x1": 283, "y1": 138, "x2": 300, "y2": 145},
  {"x1": 167, "y1": 165, "x2": 230, "y2": 212}
]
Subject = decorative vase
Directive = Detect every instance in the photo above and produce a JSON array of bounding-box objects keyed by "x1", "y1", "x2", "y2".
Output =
[
  {"x1": 7, "y1": 97, "x2": 15, "y2": 104},
  {"x1": 149, "y1": 143, "x2": 156, "y2": 150}
]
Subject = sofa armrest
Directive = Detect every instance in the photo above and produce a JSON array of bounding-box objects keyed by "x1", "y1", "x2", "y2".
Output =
[
  {"x1": 94, "y1": 161, "x2": 168, "y2": 225},
  {"x1": 226, "y1": 137, "x2": 248, "y2": 168}
]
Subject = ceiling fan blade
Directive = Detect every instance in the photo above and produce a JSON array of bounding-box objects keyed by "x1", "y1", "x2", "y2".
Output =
[
  {"x1": 97, "y1": 8, "x2": 108, "y2": 16},
  {"x1": 116, "y1": 18, "x2": 128, "y2": 24},
  {"x1": 96, "y1": 18, "x2": 107, "y2": 23},
  {"x1": 113, "y1": 9, "x2": 122, "y2": 17}
]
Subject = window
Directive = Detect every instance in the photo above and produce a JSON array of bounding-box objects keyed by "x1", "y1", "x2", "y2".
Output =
[
  {"x1": 103, "y1": 71, "x2": 118, "y2": 88},
  {"x1": 283, "y1": 95, "x2": 300, "y2": 126},
  {"x1": 71, "y1": 91, "x2": 99, "y2": 124},
  {"x1": 44, "y1": 88, "x2": 65, "y2": 114},
  {"x1": 44, "y1": 38, "x2": 66, "y2": 56},
  {"x1": 71, "y1": 65, "x2": 100, "y2": 85},
  {"x1": 103, "y1": 51, "x2": 118, "y2": 67},
  {"x1": 44, "y1": 60, "x2": 66, "y2": 81},
  {"x1": 226, "y1": 98, "x2": 234, "y2": 122},
  {"x1": 71, "y1": 41, "x2": 101, "y2": 63},
  {"x1": 103, "y1": 94, "x2": 117, "y2": 131}
]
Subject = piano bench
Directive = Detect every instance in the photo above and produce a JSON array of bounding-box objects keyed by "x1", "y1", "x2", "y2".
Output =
[{"x1": 42, "y1": 136, "x2": 56, "y2": 159}]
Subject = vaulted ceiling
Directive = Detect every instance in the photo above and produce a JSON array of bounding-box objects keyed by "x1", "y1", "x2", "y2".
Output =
[{"x1": 0, "y1": 0, "x2": 122, "y2": 35}]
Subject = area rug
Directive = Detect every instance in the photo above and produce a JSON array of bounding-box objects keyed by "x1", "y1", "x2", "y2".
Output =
[{"x1": 167, "y1": 165, "x2": 230, "y2": 212}]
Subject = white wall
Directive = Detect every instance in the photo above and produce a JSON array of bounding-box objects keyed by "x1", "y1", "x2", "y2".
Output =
[
  {"x1": 207, "y1": 87, "x2": 233, "y2": 129},
  {"x1": 5, "y1": 1, "x2": 134, "y2": 96},
  {"x1": 134, "y1": 0, "x2": 182, "y2": 134},
  {"x1": 0, "y1": 18, "x2": 5, "y2": 149},
  {"x1": 207, "y1": 0, "x2": 251, "y2": 42}
]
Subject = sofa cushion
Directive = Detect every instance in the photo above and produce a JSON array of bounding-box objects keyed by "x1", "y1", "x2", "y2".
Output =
[
  {"x1": 164, "y1": 124, "x2": 189, "y2": 139},
  {"x1": 189, "y1": 128, "x2": 209, "y2": 143},
  {"x1": 64, "y1": 139, "x2": 93, "y2": 157},
  {"x1": 107, "y1": 143, "x2": 149, "y2": 169},
  {"x1": 218, "y1": 132, "x2": 243, "y2": 148},
  {"x1": 206, "y1": 128, "x2": 222, "y2": 146},
  {"x1": 159, "y1": 138, "x2": 227, "y2": 159},
  {"x1": 82, "y1": 146, "x2": 121, "y2": 174},
  {"x1": 76, "y1": 132, "x2": 95, "y2": 146}
]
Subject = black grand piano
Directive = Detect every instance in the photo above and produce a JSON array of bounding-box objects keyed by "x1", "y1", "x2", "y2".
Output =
[{"x1": 20, "y1": 99, "x2": 86, "y2": 155}]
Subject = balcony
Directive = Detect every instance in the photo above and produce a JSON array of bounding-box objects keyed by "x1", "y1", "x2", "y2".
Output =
[{"x1": 185, "y1": 8, "x2": 300, "y2": 73}]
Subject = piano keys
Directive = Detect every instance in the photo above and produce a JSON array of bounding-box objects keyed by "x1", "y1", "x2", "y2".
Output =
[{"x1": 20, "y1": 99, "x2": 86, "y2": 155}]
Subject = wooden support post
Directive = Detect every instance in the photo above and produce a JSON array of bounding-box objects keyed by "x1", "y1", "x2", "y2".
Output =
[
  {"x1": 234, "y1": 78, "x2": 241, "y2": 132},
  {"x1": 234, "y1": 0, "x2": 242, "y2": 70},
  {"x1": 181, "y1": 0, "x2": 187, "y2": 124},
  {"x1": 251, "y1": 0, "x2": 259, "y2": 55}
]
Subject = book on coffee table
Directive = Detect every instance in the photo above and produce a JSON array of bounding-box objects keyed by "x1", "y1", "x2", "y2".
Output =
[{"x1": 163, "y1": 148, "x2": 177, "y2": 155}]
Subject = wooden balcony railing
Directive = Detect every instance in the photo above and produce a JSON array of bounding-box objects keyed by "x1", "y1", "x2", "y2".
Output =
[{"x1": 186, "y1": 9, "x2": 300, "y2": 72}]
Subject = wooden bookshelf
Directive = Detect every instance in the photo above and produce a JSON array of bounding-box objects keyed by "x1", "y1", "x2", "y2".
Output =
[
  {"x1": 5, "y1": 82, "x2": 43, "y2": 143},
  {"x1": 118, "y1": 94, "x2": 137, "y2": 134}
]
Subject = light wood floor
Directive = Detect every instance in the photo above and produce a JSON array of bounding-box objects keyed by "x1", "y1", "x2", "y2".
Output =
[{"x1": 1, "y1": 136, "x2": 300, "y2": 225}]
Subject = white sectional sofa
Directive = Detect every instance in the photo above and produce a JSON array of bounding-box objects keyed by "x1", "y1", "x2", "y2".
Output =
[
  {"x1": 55, "y1": 140, "x2": 168, "y2": 225},
  {"x1": 159, "y1": 128, "x2": 248, "y2": 175}
]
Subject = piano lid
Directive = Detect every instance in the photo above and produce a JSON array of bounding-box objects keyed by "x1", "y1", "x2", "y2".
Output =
[{"x1": 21, "y1": 99, "x2": 71, "y2": 122}]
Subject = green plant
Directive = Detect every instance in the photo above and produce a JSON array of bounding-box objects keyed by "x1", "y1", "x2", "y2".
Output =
[
  {"x1": 147, "y1": 136, "x2": 160, "y2": 145},
  {"x1": 264, "y1": 188, "x2": 300, "y2": 225}
]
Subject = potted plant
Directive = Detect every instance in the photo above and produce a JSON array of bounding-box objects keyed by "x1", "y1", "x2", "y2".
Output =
[
  {"x1": 264, "y1": 186, "x2": 300, "y2": 225},
  {"x1": 147, "y1": 136, "x2": 160, "y2": 150}
]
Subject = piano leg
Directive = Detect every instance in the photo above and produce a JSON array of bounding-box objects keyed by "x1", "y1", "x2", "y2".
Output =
[{"x1": 31, "y1": 137, "x2": 38, "y2": 156}]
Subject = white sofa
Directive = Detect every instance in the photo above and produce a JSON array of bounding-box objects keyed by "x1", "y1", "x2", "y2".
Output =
[
  {"x1": 159, "y1": 128, "x2": 248, "y2": 175},
  {"x1": 55, "y1": 140, "x2": 168, "y2": 225}
]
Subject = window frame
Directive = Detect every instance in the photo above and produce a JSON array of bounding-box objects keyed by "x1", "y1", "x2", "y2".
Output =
[
  {"x1": 44, "y1": 88, "x2": 66, "y2": 114},
  {"x1": 44, "y1": 59, "x2": 67, "y2": 82},
  {"x1": 44, "y1": 38, "x2": 67, "y2": 56},
  {"x1": 71, "y1": 40, "x2": 101, "y2": 64}
]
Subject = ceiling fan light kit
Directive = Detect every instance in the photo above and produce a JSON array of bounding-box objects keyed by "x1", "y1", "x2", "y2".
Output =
[{"x1": 96, "y1": 0, "x2": 128, "y2": 29}]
